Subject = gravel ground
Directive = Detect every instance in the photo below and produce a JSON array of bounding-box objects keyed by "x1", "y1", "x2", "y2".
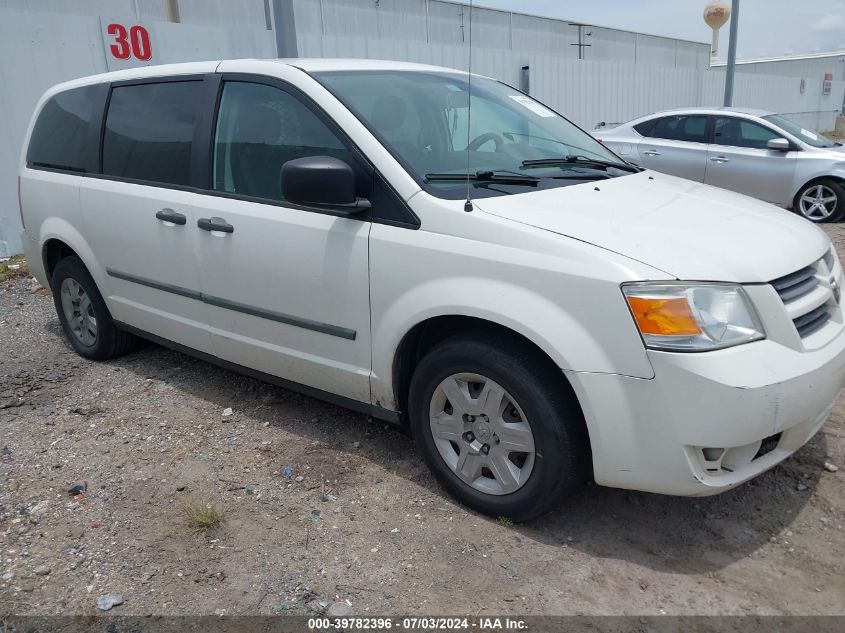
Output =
[{"x1": 1, "y1": 225, "x2": 844, "y2": 617}]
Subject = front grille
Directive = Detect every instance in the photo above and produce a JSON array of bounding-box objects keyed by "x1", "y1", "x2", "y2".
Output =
[
  {"x1": 770, "y1": 266, "x2": 817, "y2": 302},
  {"x1": 770, "y1": 259, "x2": 834, "y2": 339},
  {"x1": 793, "y1": 304, "x2": 831, "y2": 337},
  {"x1": 824, "y1": 249, "x2": 835, "y2": 272}
]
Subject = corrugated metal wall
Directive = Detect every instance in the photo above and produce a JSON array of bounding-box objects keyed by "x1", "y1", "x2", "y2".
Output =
[
  {"x1": 713, "y1": 53, "x2": 845, "y2": 80},
  {"x1": 701, "y1": 71, "x2": 843, "y2": 130},
  {"x1": 0, "y1": 1, "x2": 843, "y2": 256},
  {"x1": 0, "y1": 0, "x2": 271, "y2": 26},
  {"x1": 0, "y1": 6, "x2": 275, "y2": 258},
  {"x1": 293, "y1": 0, "x2": 710, "y2": 67},
  {"x1": 295, "y1": 34, "x2": 845, "y2": 132}
]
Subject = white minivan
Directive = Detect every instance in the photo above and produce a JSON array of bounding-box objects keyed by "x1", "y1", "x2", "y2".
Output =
[{"x1": 19, "y1": 59, "x2": 845, "y2": 521}]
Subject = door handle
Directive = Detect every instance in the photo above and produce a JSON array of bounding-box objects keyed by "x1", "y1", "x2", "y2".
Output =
[
  {"x1": 642, "y1": 150, "x2": 661, "y2": 157},
  {"x1": 709, "y1": 156, "x2": 730, "y2": 163},
  {"x1": 197, "y1": 217, "x2": 234, "y2": 234},
  {"x1": 155, "y1": 208, "x2": 186, "y2": 225}
]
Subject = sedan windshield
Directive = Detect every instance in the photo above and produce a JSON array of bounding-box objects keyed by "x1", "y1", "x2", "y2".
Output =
[
  {"x1": 763, "y1": 114, "x2": 838, "y2": 148},
  {"x1": 315, "y1": 70, "x2": 633, "y2": 199}
]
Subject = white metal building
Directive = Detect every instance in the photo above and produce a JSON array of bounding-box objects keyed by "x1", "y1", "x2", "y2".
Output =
[
  {"x1": 712, "y1": 50, "x2": 845, "y2": 80},
  {"x1": 712, "y1": 51, "x2": 845, "y2": 114},
  {"x1": 0, "y1": 0, "x2": 843, "y2": 257},
  {"x1": 291, "y1": 0, "x2": 711, "y2": 68}
]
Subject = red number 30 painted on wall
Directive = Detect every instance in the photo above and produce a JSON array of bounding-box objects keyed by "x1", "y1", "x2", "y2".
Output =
[{"x1": 107, "y1": 24, "x2": 152, "y2": 61}]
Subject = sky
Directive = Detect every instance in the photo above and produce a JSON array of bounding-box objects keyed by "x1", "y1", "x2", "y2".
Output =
[{"x1": 476, "y1": 0, "x2": 845, "y2": 59}]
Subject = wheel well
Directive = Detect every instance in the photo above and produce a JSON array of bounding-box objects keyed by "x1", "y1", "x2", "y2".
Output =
[
  {"x1": 42, "y1": 239, "x2": 79, "y2": 284},
  {"x1": 792, "y1": 176, "x2": 845, "y2": 209},
  {"x1": 393, "y1": 315, "x2": 584, "y2": 426}
]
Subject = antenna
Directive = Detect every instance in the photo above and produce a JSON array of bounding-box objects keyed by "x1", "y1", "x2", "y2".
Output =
[{"x1": 464, "y1": 0, "x2": 474, "y2": 212}]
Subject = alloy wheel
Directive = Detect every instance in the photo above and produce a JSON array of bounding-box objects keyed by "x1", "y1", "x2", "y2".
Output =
[{"x1": 799, "y1": 184, "x2": 838, "y2": 221}]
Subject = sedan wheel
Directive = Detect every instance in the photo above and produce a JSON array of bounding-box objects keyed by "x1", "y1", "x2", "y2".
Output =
[{"x1": 798, "y1": 183, "x2": 841, "y2": 222}]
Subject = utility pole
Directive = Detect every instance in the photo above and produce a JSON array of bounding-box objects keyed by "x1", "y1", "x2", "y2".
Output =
[
  {"x1": 569, "y1": 23, "x2": 592, "y2": 60},
  {"x1": 271, "y1": 0, "x2": 299, "y2": 58},
  {"x1": 166, "y1": 0, "x2": 180, "y2": 23},
  {"x1": 723, "y1": 0, "x2": 739, "y2": 106}
]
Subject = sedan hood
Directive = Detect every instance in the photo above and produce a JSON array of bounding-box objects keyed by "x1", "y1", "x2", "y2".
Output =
[
  {"x1": 816, "y1": 143, "x2": 845, "y2": 156},
  {"x1": 474, "y1": 172, "x2": 830, "y2": 282}
]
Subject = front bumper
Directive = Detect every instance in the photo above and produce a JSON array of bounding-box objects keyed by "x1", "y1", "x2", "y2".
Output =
[{"x1": 569, "y1": 327, "x2": 845, "y2": 496}]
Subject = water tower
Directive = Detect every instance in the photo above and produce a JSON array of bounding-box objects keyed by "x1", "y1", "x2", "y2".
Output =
[{"x1": 704, "y1": 1, "x2": 731, "y2": 60}]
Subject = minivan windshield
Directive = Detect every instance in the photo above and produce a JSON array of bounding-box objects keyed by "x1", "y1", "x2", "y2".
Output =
[
  {"x1": 763, "y1": 114, "x2": 838, "y2": 148},
  {"x1": 315, "y1": 70, "x2": 634, "y2": 199}
]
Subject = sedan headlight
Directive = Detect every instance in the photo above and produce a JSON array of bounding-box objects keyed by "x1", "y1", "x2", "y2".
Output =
[{"x1": 622, "y1": 283, "x2": 765, "y2": 351}]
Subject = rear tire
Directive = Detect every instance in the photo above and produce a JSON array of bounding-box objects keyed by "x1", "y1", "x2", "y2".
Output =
[
  {"x1": 408, "y1": 332, "x2": 590, "y2": 522},
  {"x1": 795, "y1": 179, "x2": 845, "y2": 223},
  {"x1": 51, "y1": 256, "x2": 135, "y2": 360}
]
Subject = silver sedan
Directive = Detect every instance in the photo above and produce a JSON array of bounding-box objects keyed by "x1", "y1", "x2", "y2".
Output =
[{"x1": 596, "y1": 107, "x2": 845, "y2": 223}]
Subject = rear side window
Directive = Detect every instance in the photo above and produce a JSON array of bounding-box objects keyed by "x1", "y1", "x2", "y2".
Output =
[
  {"x1": 633, "y1": 119, "x2": 657, "y2": 136},
  {"x1": 102, "y1": 81, "x2": 201, "y2": 186},
  {"x1": 27, "y1": 85, "x2": 98, "y2": 172},
  {"x1": 643, "y1": 115, "x2": 708, "y2": 143}
]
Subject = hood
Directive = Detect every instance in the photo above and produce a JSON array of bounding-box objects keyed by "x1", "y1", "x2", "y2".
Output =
[
  {"x1": 474, "y1": 172, "x2": 830, "y2": 282},
  {"x1": 815, "y1": 143, "x2": 845, "y2": 156}
]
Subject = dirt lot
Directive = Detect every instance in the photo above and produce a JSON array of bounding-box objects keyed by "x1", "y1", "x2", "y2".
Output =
[{"x1": 1, "y1": 226, "x2": 844, "y2": 618}]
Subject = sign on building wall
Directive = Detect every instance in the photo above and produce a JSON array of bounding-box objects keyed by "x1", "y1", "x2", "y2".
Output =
[
  {"x1": 823, "y1": 72, "x2": 833, "y2": 95},
  {"x1": 99, "y1": 17, "x2": 154, "y2": 71}
]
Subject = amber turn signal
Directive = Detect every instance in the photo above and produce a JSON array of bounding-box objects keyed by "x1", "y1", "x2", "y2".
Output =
[{"x1": 626, "y1": 296, "x2": 702, "y2": 336}]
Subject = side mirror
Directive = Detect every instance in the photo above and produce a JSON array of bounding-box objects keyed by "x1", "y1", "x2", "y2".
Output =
[
  {"x1": 767, "y1": 138, "x2": 791, "y2": 151},
  {"x1": 281, "y1": 156, "x2": 369, "y2": 213}
]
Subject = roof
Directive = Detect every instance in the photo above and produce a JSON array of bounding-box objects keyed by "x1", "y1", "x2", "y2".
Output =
[
  {"x1": 465, "y1": 0, "x2": 708, "y2": 47},
  {"x1": 651, "y1": 106, "x2": 775, "y2": 117},
  {"x1": 40, "y1": 58, "x2": 472, "y2": 97},
  {"x1": 711, "y1": 50, "x2": 845, "y2": 66},
  {"x1": 279, "y1": 58, "x2": 465, "y2": 74}
]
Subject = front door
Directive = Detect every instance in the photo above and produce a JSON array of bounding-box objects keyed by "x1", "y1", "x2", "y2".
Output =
[
  {"x1": 80, "y1": 78, "x2": 215, "y2": 355},
  {"x1": 636, "y1": 114, "x2": 710, "y2": 181},
  {"x1": 704, "y1": 115, "x2": 797, "y2": 204},
  {"x1": 192, "y1": 77, "x2": 373, "y2": 404}
]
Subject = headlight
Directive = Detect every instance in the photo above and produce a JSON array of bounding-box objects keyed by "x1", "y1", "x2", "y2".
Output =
[{"x1": 622, "y1": 283, "x2": 765, "y2": 351}]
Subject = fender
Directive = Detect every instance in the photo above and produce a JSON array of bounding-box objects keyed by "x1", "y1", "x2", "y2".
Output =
[
  {"x1": 39, "y1": 216, "x2": 108, "y2": 294},
  {"x1": 790, "y1": 164, "x2": 845, "y2": 206},
  {"x1": 370, "y1": 276, "x2": 656, "y2": 411}
]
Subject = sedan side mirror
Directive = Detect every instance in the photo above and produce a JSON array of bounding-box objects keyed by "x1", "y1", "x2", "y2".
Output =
[
  {"x1": 767, "y1": 138, "x2": 791, "y2": 151},
  {"x1": 281, "y1": 156, "x2": 370, "y2": 213}
]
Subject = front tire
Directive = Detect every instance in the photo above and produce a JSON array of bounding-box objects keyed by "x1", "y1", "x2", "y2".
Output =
[
  {"x1": 408, "y1": 332, "x2": 590, "y2": 522},
  {"x1": 51, "y1": 256, "x2": 135, "y2": 360},
  {"x1": 795, "y1": 180, "x2": 845, "y2": 223}
]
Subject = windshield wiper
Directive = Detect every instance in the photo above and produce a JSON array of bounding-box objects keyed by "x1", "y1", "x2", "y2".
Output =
[
  {"x1": 425, "y1": 170, "x2": 540, "y2": 185},
  {"x1": 522, "y1": 156, "x2": 641, "y2": 173}
]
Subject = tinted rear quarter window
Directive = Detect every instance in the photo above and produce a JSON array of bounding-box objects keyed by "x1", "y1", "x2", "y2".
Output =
[
  {"x1": 644, "y1": 115, "x2": 708, "y2": 143},
  {"x1": 102, "y1": 81, "x2": 201, "y2": 186},
  {"x1": 633, "y1": 119, "x2": 657, "y2": 136},
  {"x1": 27, "y1": 85, "x2": 98, "y2": 172}
]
